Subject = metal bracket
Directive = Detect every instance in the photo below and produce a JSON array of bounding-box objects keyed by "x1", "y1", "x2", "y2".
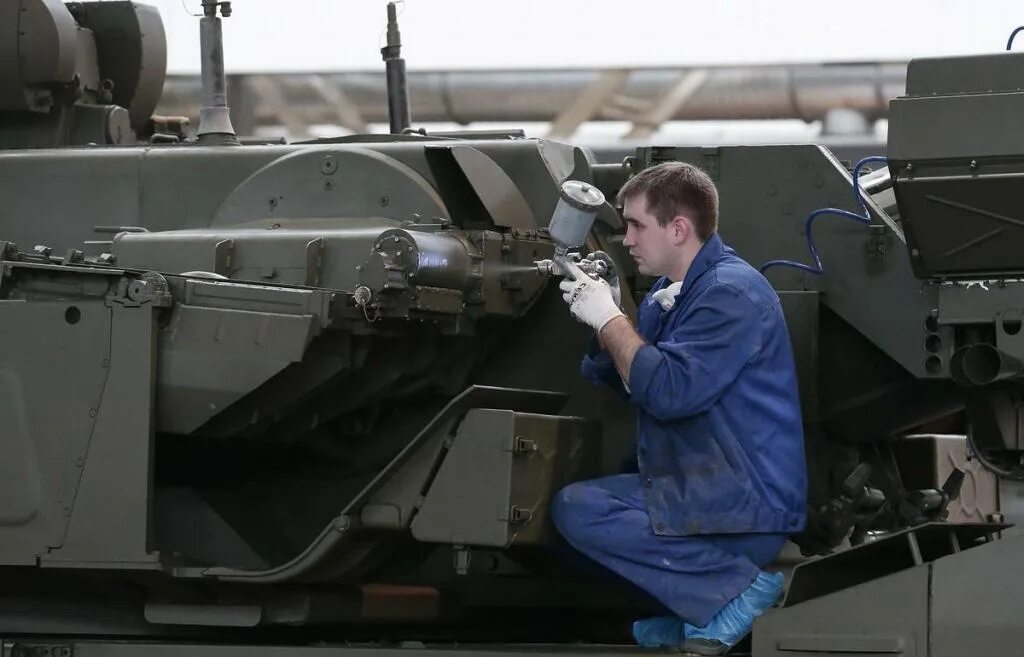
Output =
[
  {"x1": 452, "y1": 544, "x2": 470, "y2": 575},
  {"x1": 213, "y1": 239, "x2": 234, "y2": 277},
  {"x1": 107, "y1": 273, "x2": 172, "y2": 308},
  {"x1": 304, "y1": 237, "x2": 324, "y2": 287}
]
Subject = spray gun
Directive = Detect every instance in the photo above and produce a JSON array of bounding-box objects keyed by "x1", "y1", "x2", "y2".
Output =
[{"x1": 534, "y1": 180, "x2": 608, "y2": 279}]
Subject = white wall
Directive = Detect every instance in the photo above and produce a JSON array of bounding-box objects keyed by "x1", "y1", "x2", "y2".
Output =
[{"x1": 153, "y1": 0, "x2": 1024, "y2": 74}]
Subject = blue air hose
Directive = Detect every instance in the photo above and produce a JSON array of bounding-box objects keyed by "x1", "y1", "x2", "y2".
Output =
[
  {"x1": 759, "y1": 156, "x2": 888, "y2": 276},
  {"x1": 1007, "y1": 26, "x2": 1024, "y2": 50}
]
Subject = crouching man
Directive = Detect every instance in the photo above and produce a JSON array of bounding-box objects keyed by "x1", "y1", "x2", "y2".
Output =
[{"x1": 552, "y1": 162, "x2": 807, "y2": 655}]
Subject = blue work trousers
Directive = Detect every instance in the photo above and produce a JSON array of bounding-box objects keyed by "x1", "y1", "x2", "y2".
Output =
[{"x1": 552, "y1": 473, "x2": 788, "y2": 626}]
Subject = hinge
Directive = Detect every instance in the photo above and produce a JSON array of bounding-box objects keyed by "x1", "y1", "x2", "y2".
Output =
[
  {"x1": 508, "y1": 505, "x2": 533, "y2": 524},
  {"x1": 513, "y1": 436, "x2": 538, "y2": 455}
]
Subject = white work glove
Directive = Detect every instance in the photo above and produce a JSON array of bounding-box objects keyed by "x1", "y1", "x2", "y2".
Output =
[
  {"x1": 558, "y1": 261, "x2": 624, "y2": 332},
  {"x1": 582, "y1": 250, "x2": 621, "y2": 306}
]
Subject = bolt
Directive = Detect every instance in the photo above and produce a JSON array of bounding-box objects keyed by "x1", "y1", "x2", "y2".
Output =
[
  {"x1": 379, "y1": 196, "x2": 390, "y2": 207},
  {"x1": 905, "y1": 163, "x2": 914, "y2": 172},
  {"x1": 75, "y1": 458, "x2": 84, "y2": 467},
  {"x1": 969, "y1": 160, "x2": 978, "y2": 170},
  {"x1": 88, "y1": 408, "x2": 96, "y2": 418}
]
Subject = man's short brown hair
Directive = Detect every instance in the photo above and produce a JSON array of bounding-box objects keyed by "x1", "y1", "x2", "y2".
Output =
[{"x1": 616, "y1": 161, "x2": 719, "y2": 241}]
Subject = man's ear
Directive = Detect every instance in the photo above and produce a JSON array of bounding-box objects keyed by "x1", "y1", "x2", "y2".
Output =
[{"x1": 671, "y1": 215, "x2": 693, "y2": 245}]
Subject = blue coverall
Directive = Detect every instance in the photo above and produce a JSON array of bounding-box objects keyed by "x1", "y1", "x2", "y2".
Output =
[{"x1": 552, "y1": 233, "x2": 807, "y2": 626}]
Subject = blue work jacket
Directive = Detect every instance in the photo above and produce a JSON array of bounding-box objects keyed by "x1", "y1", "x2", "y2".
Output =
[{"x1": 582, "y1": 234, "x2": 807, "y2": 536}]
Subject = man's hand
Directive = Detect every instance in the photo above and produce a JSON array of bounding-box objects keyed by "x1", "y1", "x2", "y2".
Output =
[
  {"x1": 559, "y1": 261, "x2": 624, "y2": 332},
  {"x1": 582, "y1": 250, "x2": 621, "y2": 306}
]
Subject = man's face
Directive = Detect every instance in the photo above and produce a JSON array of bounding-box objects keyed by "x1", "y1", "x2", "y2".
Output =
[{"x1": 621, "y1": 194, "x2": 681, "y2": 278}]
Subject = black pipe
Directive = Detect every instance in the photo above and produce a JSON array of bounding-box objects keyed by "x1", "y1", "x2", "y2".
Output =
[
  {"x1": 381, "y1": 2, "x2": 410, "y2": 134},
  {"x1": 951, "y1": 344, "x2": 1024, "y2": 386}
]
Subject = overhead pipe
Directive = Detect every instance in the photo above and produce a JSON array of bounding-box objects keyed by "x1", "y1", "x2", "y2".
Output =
[{"x1": 160, "y1": 63, "x2": 905, "y2": 127}]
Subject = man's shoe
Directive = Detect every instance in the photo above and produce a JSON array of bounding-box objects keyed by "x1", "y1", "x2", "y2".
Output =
[
  {"x1": 681, "y1": 571, "x2": 784, "y2": 653},
  {"x1": 632, "y1": 616, "x2": 685, "y2": 648},
  {"x1": 677, "y1": 638, "x2": 731, "y2": 656}
]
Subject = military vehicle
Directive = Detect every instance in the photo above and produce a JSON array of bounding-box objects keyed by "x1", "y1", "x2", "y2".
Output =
[{"x1": 1, "y1": 1, "x2": 1022, "y2": 655}]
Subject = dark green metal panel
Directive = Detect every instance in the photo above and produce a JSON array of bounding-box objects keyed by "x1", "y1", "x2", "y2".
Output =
[
  {"x1": 411, "y1": 408, "x2": 599, "y2": 547},
  {"x1": 42, "y1": 301, "x2": 161, "y2": 568},
  {"x1": 0, "y1": 298, "x2": 112, "y2": 564},
  {"x1": 905, "y1": 52, "x2": 1024, "y2": 97},
  {"x1": 931, "y1": 534, "x2": 1024, "y2": 657}
]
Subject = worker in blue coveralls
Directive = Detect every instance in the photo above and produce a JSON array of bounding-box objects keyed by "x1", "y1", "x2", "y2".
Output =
[{"x1": 551, "y1": 161, "x2": 807, "y2": 656}]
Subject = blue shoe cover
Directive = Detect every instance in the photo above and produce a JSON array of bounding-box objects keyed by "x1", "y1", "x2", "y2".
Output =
[
  {"x1": 685, "y1": 571, "x2": 784, "y2": 649},
  {"x1": 632, "y1": 616, "x2": 685, "y2": 648}
]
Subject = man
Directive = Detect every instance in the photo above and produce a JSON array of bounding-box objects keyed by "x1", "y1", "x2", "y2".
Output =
[{"x1": 551, "y1": 162, "x2": 807, "y2": 656}]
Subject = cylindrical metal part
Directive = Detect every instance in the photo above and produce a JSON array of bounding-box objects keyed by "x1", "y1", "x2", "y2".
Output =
[
  {"x1": 361, "y1": 229, "x2": 475, "y2": 293},
  {"x1": 860, "y1": 166, "x2": 892, "y2": 196},
  {"x1": 951, "y1": 344, "x2": 1024, "y2": 386},
  {"x1": 386, "y1": 59, "x2": 410, "y2": 133},
  {"x1": 406, "y1": 230, "x2": 472, "y2": 289},
  {"x1": 548, "y1": 181, "x2": 606, "y2": 252},
  {"x1": 197, "y1": 7, "x2": 238, "y2": 144},
  {"x1": 382, "y1": 2, "x2": 410, "y2": 134}
]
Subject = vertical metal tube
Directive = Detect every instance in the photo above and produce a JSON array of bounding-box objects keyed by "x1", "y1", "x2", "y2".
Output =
[
  {"x1": 197, "y1": 1, "x2": 238, "y2": 145},
  {"x1": 381, "y1": 3, "x2": 410, "y2": 133}
]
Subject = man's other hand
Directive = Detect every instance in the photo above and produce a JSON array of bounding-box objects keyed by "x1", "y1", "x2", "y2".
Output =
[{"x1": 559, "y1": 262, "x2": 624, "y2": 332}]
